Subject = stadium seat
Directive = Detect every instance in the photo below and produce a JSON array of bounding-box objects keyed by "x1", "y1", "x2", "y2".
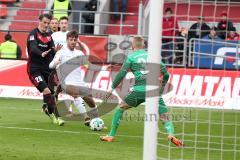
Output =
[
  {"x1": 9, "y1": 23, "x2": 38, "y2": 31},
  {"x1": 17, "y1": 10, "x2": 42, "y2": 16},
  {"x1": 0, "y1": 0, "x2": 15, "y2": 3},
  {"x1": 21, "y1": 1, "x2": 46, "y2": 8},
  {"x1": 105, "y1": 27, "x2": 137, "y2": 35},
  {"x1": 105, "y1": 0, "x2": 142, "y2": 35},
  {"x1": 8, "y1": 1, "x2": 46, "y2": 31},
  {"x1": 0, "y1": 4, "x2": 7, "y2": 18},
  {"x1": 10, "y1": 21, "x2": 38, "y2": 26},
  {"x1": 14, "y1": 15, "x2": 38, "y2": 21},
  {"x1": 126, "y1": 6, "x2": 139, "y2": 13}
]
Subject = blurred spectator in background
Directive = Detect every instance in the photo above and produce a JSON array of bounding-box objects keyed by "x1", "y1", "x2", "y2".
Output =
[
  {"x1": 187, "y1": 16, "x2": 210, "y2": 67},
  {"x1": 188, "y1": 16, "x2": 210, "y2": 41},
  {"x1": 162, "y1": 7, "x2": 179, "y2": 64},
  {"x1": 217, "y1": 11, "x2": 233, "y2": 40},
  {"x1": 0, "y1": 33, "x2": 22, "y2": 59},
  {"x1": 51, "y1": 0, "x2": 72, "y2": 21},
  {"x1": 111, "y1": 0, "x2": 128, "y2": 21},
  {"x1": 202, "y1": 26, "x2": 221, "y2": 40},
  {"x1": 226, "y1": 27, "x2": 240, "y2": 41},
  {"x1": 49, "y1": 18, "x2": 59, "y2": 34},
  {"x1": 175, "y1": 27, "x2": 188, "y2": 64},
  {"x1": 83, "y1": 0, "x2": 98, "y2": 34}
]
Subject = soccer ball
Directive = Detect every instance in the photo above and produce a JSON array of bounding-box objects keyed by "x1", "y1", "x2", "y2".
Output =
[{"x1": 90, "y1": 118, "x2": 104, "y2": 131}]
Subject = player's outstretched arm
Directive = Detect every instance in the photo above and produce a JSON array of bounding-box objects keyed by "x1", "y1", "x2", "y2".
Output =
[
  {"x1": 111, "y1": 58, "x2": 131, "y2": 89},
  {"x1": 81, "y1": 55, "x2": 111, "y2": 71},
  {"x1": 49, "y1": 53, "x2": 61, "y2": 69}
]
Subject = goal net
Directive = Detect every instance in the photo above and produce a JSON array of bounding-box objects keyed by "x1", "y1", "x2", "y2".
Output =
[{"x1": 144, "y1": 0, "x2": 240, "y2": 160}]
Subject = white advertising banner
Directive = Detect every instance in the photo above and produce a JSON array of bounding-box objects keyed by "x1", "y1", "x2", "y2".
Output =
[{"x1": 0, "y1": 68, "x2": 239, "y2": 110}]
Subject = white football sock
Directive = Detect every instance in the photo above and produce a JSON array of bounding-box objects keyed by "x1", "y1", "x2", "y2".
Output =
[
  {"x1": 74, "y1": 97, "x2": 89, "y2": 119},
  {"x1": 74, "y1": 97, "x2": 87, "y2": 114},
  {"x1": 64, "y1": 99, "x2": 73, "y2": 112}
]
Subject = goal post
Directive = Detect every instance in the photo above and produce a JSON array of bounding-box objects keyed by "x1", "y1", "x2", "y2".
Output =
[
  {"x1": 143, "y1": 0, "x2": 240, "y2": 160},
  {"x1": 143, "y1": 0, "x2": 164, "y2": 160}
]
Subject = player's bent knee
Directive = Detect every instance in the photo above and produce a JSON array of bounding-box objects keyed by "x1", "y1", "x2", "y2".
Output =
[
  {"x1": 119, "y1": 103, "x2": 130, "y2": 110},
  {"x1": 72, "y1": 95, "x2": 78, "y2": 99},
  {"x1": 83, "y1": 96, "x2": 96, "y2": 108},
  {"x1": 65, "y1": 85, "x2": 77, "y2": 97},
  {"x1": 65, "y1": 85, "x2": 89, "y2": 98},
  {"x1": 159, "y1": 113, "x2": 170, "y2": 122}
]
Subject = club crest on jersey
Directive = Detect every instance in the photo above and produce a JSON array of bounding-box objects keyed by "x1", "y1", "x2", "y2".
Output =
[
  {"x1": 37, "y1": 33, "x2": 52, "y2": 43},
  {"x1": 46, "y1": 36, "x2": 51, "y2": 41},
  {"x1": 37, "y1": 35, "x2": 42, "y2": 40}
]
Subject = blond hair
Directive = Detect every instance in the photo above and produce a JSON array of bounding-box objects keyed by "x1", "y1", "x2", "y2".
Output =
[{"x1": 132, "y1": 36, "x2": 145, "y2": 49}]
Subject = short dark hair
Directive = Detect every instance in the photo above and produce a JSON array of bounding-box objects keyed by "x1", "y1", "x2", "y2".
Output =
[
  {"x1": 39, "y1": 13, "x2": 52, "y2": 21},
  {"x1": 165, "y1": 8, "x2": 172, "y2": 13},
  {"x1": 197, "y1": 16, "x2": 205, "y2": 20},
  {"x1": 5, "y1": 33, "x2": 12, "y2": 41},
  {"x1": 59, "y1": 16, "x2": 68, "y2": 22},
  {"x1": 66, "y1": 30, "x2": 79, "y2": 39}
]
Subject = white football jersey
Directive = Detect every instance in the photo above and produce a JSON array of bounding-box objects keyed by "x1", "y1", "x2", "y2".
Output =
[
  {"x1": 50, "y1": 46, "x2": 86, "y2": 86},
  {"x1": 51, "y1": 31, "x2": 69, "y2": 47}
]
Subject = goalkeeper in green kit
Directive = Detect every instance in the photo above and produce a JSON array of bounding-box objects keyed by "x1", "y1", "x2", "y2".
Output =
[{"x1": 100, "y1": 36, "x2": 184, "y2": 147}]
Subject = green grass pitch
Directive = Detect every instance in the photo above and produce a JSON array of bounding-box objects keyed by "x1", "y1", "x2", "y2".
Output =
[{"x1": 0, "y1": 98, "x2": 239, "y2": 160}]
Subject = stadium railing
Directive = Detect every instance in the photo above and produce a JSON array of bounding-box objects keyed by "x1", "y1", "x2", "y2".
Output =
[
  {"x1": 0, "y1": 6, "x2": 138, "y2": 35},
  {"x1": 0, "y1": 29, "x2": 188, "y2": 68}
]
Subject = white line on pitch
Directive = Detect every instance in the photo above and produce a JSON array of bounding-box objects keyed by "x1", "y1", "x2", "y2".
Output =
[
  {"x1": 0, "y1": 106, "x2": 39, "y2": 111},
  {"x1": 0, "y1": 125, "x2": 143, "y2": 139}
]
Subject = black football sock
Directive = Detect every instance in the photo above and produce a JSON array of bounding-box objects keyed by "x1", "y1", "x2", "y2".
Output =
[
  {"x1": 53, "y1": 105, "x2": 61, "y2": 118},
  {"x1": 43, "y1": 94, "x2": 55, "y2": 114},
  {"x1": 43, "y1": 93, "x2": 61, "y2": 118},
  {"x1": 42, "y1": 103, "x2": 50, "y2": 117}
]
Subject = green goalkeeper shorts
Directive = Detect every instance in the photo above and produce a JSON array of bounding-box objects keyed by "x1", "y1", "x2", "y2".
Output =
[{"x1": 124, "y1": 90, "x2": 168, "y2": 115}]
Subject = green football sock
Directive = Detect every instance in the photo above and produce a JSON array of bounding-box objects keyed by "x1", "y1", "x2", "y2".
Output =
[
  {"x1": 108, "y1": 108, "x2": 124, "y2": 137},
  {"x1": 163, "y1": 121, "x2": 175, "y2": 135}
]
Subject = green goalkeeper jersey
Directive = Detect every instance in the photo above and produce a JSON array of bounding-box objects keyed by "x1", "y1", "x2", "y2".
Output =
[{"x1": 111, "y1": 49, "x2": 169, "y2": 92}]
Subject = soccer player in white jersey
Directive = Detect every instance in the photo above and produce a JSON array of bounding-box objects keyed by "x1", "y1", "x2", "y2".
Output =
[
  {"x1": 51, "y1": 16, "x2": 86, "y2": 116},
  {"x1": 49, "y1": 30, "x2": 105, "y2": 125}
]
